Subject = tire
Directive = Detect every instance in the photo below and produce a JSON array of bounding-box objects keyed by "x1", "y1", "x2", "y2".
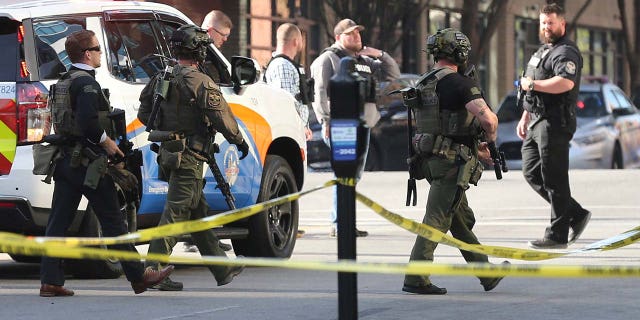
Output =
[
  {"x1": 66, "y1": 206, "x2": 124, "y2": 279},
  {"x1": 612, "y1": 143, "x2": 624, "y2": 169},
  {"x1": 233, "y1": 155, "x2": 298, "y2": 258}
]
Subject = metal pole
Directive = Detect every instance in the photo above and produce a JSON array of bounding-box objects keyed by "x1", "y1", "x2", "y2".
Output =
[{"x1": 337, "y1": 182, "x2": 357, "y2": 320}]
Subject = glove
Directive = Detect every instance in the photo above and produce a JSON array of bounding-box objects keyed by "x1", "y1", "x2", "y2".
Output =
[{"x1": 236, "y1": 140, "x2": 249, "y2": 160}]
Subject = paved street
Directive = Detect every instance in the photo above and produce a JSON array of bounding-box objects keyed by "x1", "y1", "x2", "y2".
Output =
[{"x1": 1, "y1": 169, "x2": 639, "y2": 319}]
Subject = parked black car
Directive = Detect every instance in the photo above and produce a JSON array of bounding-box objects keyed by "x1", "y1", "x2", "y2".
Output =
[{"x1": 307, "y1": 74, "x2": 420, "y2": 171}]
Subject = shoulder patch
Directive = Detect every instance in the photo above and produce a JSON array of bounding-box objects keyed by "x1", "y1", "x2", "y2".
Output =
[
  {"x1": 208, "y1": 88, "x2": 222, "y2": 108},
  {"x1": 565, "y1": 61, "x2": 577, "y2": 75},
  {"x1": 82, "y1": 84, "x2": 98, "y2": 94},
  {"x1": 470, "y1": 87, "x2": 481, "y2": 96}
]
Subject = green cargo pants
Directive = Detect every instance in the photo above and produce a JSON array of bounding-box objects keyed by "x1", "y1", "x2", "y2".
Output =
[
  {"x1": 146, "y1": 152, "x2": 232, "y2": 283},
  {"x1": 404, "y1": 156, "x2": 493, "y2": 287}
]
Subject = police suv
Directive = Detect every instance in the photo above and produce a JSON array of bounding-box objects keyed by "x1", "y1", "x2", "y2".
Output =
[{"x1": 0, "y1": 0, "x2": 306, "y2": 278}]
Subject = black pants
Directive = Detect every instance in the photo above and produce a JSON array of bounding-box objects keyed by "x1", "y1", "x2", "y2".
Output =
[
  {"x1": 521, "y1": 119, "x2": 587, "y2": 242},
  {"x1": 40, "y1": 155, "x2": 144, "y2": 285}
]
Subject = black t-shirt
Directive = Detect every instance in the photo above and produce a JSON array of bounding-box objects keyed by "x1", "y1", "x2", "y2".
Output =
[{"x1": 436, "y1": 72, "x2": 483, "y2": 147}]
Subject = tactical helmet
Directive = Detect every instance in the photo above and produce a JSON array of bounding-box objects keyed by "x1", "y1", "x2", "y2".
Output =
[
  {"x1": 169, "y1": 24, "x2": 211, "y2": 62},
  {"x1": 426, "y1": 28, "x2": 471, "y2": 65}
]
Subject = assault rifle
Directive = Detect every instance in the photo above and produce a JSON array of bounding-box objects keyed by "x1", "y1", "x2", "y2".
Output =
[
  {"x1": 388, "y1": 86, "x2": 420, "y2": 206},
  {"x1": 462, "y1": 64, "x2": 508, "y2": 179},
  {"x1": 145, "y1": 55, "x2": 177, "y2": 132},
  {"x1": 108, "y1": 108, "x2": 135, "y2": 165},
  {"x1": 147, "y1": 130, "x2": 236, "y2": 210}
]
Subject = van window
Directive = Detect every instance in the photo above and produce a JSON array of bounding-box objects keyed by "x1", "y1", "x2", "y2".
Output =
[
  {"x1": 104, "y1": 20, "x2": 163, "y2": 83},
  {"x1": 32, "y1": 18, "x2": 86, "y2": 80},
  {"x1": 0, "y1": 18, "x2": 20, "y2": 81}
]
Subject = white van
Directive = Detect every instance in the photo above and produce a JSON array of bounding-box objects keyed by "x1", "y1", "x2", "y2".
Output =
[{"x1": 0, "y1": 0, "x2": 306, "y2": 278}]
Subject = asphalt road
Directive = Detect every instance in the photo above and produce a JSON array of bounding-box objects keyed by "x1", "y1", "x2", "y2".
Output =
[{"x1": 1, "y1": 169, "x2": 639, "y2": 320}]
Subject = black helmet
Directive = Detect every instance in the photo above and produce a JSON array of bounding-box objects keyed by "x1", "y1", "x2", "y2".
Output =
[
  {"x1": 169, "y1": 24, "x2": 211, "y2": 61},
  {"x1": 426, "y1": 28, "x2": 471, "y2": 65}
]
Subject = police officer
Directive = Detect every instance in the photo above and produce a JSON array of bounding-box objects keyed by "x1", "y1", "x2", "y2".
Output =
[
  {"x1": 310, "y1": 18, "x2": 401, "y2": 237},
  {"x1": 518, "y1": 3, "x2": 591, "y2": 249},
  {"x1": 401, "y1": 28, "x2": 507, "y2": 295},
  {"x1": 40, "y1": 29, "x2": 174, "y2": 297},
  {"x1": 137, "y1": 25, "x2": 248, "y2": 291}
]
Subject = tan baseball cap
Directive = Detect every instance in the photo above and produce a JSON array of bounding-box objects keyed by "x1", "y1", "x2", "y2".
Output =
[{"x1": 333, "y1": 19, "x2": 364, "y2": 36}]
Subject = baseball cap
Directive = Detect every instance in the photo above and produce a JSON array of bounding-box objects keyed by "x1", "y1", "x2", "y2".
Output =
[{"x1": 333, "y1": 19, "x2": 364, "y2": 36}]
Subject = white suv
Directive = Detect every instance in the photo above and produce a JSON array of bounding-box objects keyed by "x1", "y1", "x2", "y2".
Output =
[{"x1": 0, "y1": 0, "x2": 306, "y2": 278}]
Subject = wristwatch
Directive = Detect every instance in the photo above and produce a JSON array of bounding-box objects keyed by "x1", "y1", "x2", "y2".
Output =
[
  {"x1": 378, "y1": 51, "x2": 385, "y2": 59},
  {"x1": 527, "y1": 78, "x2": 535, "y2": 91}
]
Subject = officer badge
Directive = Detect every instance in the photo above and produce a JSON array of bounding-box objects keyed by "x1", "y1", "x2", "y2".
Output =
[{"x1": 565, "y1": 61, "x2": 576, "y2": 75}]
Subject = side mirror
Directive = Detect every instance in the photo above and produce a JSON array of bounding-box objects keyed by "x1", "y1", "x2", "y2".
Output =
[{"x1": 231, "y1": 56, "x2": 260, "y2": 94}]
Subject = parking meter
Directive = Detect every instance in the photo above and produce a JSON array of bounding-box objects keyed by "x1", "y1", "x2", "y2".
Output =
[{"x1": 329, "y1": 57, "x2": 370, "y2": 179}]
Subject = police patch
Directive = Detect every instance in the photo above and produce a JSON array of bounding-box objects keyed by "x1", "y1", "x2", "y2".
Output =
[
  {"x1": 208, "y1": 88, "x2": 222, "y2": 108},
  {"x1": 565, "y1": 61, "x2": 576, "y2": 75},
  {"x1": 470, "y1": 87, "x2": 481, "y2": 96}
]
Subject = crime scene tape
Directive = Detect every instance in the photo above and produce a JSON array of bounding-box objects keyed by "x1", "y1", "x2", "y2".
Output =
[
  {"x1": 2, "y1": 231, "x2": 640, "y2": 278},
  {"x1": 24, "y1": 180, "x2": 341, "y2": 247},
  {"x1": 355, "y1": 191, "x2": 640, "y2": 261}
]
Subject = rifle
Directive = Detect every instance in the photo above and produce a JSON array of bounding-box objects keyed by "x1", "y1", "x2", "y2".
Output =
[
  {"x1": 108, "y1": 108, "x2": 135, "y2": 165},
  {"x1": 145, "y1": 55, "x2": 177, "y2": 132},
  {"x1": 462, "y1": 64, "x2": 508, "y2": 179},
  {"x1": 203, "y1": 139, "x2": 236, "y2": 210},
  {"x1": 389, "y1": 87, "x2": 420, "y2": 206}
]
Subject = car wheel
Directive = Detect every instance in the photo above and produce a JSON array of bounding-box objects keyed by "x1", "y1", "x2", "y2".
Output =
[
  {"x1": 233, "y1": 155, "x2": 298, "y2": 258},
  {"x1": 66, "y1": 206, "x2": 124, "y2": 279},
  {"x1": 612, "y1": 143, "x2": 624, "y2": 169}
]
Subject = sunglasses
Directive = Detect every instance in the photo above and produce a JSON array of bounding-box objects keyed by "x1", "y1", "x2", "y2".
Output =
[
  {"x1": 83, "y1": 45, "x2": 101, "y2": 52},
  {"x1": 209, "y1": 27, "x2": 230, "y2": 38}
]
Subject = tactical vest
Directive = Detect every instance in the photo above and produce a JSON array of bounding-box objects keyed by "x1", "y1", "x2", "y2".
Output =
[
  {"x1": 51, "y1": 69, "x2": 113, "y2": 138},
  {"x1": 155, "y1": 65, "x2": 209, "y2": 139},
  {"x1": 414, "y1": 67, "x2": 479, "y2": 137},
  {"x1": 264, "y1": 54, "x2": 314, "y2": 104},
  {"x1": 522, "y1": 44, "x2": 554, "y2": 115},
  {"x1": 323, "y1": 47, "x2": 376, "y2": 102}
]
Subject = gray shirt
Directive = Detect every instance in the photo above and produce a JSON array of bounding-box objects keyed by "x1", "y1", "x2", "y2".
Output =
[{"x1": 309, "y1": 42, "x2": 400, "y2": 124}]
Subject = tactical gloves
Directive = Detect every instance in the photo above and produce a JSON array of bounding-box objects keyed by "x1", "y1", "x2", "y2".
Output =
[{"x1": 237, "y1": 140, "x2": 250, "y2": 160}]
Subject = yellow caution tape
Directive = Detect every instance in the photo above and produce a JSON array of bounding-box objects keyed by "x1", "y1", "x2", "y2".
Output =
[
  {"x1": 28, "y1": 180, "x2": 336, "y2": 246},
  {"x1": 355, "y1": 191, "x2": 640, "y2": 261},
  {"x1": 1, "y1": 231, "x2": 640, "y2": 278}
]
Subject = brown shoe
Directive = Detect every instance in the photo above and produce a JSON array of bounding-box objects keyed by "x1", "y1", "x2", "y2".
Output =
[
  {"x1": 40, "y1": 284, "x2": 74, "y2": 297},
  {"x1": 131, "y1": 265, "x2": 175, "y2": 294}
]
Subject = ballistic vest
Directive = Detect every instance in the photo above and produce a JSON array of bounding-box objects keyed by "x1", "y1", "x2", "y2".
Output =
[
  {"x1": 414, "y1": 67, "x2": 479, "y2": 137},
  {"x1": 265, "y1": 54, "x2": 314, "y2": 105},
  {"x1": 322, "y1": 47, "x2": 376, "y2": 102},
  {"x1": 51, "y1": 69, "x2": 112, "y2": 138},
  {"x1": 155, "y1": 65, "x2": 210, "y2": 139}
]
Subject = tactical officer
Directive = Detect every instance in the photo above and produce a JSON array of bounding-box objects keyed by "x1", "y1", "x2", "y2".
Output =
[
  {"x1": 40, "y1": 29, "x2": 173, "y2": 297},
  {"x1": 137, "y1": 25, "x2": 248, "y2": 291},
  {"x1": 518, "y1": 3, "x2": 591, "y2": 249},
  {"x1": 401, "y1": 28, "x2": 507, "y2": 295},
  {"x1": 310, "y1": 18, "x2": 401, "y2": 237}
]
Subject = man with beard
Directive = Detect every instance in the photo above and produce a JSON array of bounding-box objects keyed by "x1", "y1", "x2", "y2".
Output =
[
  {"x1": 310, "y1": 18, "x2": 400, "y2": 237},
  {"x1": 518, "y1": 3, "x2": 591, "y2": 249}
]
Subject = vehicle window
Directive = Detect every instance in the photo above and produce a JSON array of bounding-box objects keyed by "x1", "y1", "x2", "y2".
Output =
[
  {"x1": 32, "y1": 18, "x2": 86, "y2": 80},
  {"x1": 577, "y1": 92, "x2": 607, "y2": 118},
  {"x1": 496, "y1": 95, "x2": 522, "y2": 122},
  {"x1": 0, "y1": 17, "x2": 20, "y2": 81},
  {"x1": 611, "y1": 89, "x2": 636, "y2": 115},
  {"x1": 104, "y1": 20, "x2": 163, "y2": 83}
]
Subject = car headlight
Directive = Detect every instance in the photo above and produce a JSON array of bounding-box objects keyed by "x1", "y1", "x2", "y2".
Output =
[{"x1": 572, "y1": 128, "x2": 608, "y2": 145}]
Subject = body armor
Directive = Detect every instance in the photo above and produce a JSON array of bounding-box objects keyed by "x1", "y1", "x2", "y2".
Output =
[
  {"x1": 414, "y1": 68, "x2": 479, "y2": 137},
  {"x1": 323, "y1": 46, "x2": 376, "y2": 102},
  {"x1": 265, "y1": 54, "x2": 314, "y2": 104},
  {"x1": 155, "y1": 65, "x2": 210, "y2": 140},
  {"x1": 51, "y1": 69, "x2": 112, "y2": 138},
  {"x1": 522, "y1": 45, "x2": 554, "y2": 115}
]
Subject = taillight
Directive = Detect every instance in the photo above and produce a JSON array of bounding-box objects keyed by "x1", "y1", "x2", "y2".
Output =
[{"x1": 16, "y1": 82, "x2": 51, "y2": 145}]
